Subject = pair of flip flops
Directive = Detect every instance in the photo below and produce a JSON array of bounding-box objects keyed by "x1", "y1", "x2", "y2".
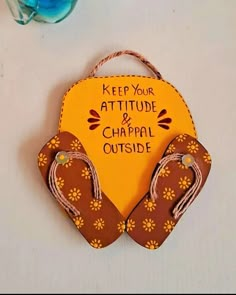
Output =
[{"x1": 38, "y1": 131, "x2": 211, "y2": 249}]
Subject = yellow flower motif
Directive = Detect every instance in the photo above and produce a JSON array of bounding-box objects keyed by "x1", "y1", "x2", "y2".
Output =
[
  {"x1": 38, "y1": 153, "x2": 47, "y2": 167},
  {"x1": 93, "y1": 218, "x2": 105, "y2": 230},
  {"x1": 203, "y1": 152, "x2": 211, "y2": 164},
  {"x1": 166, "y1": 143, "x2": 176, "y2": 154},
  {"x1": 70, "y1": 139, "x2": 81, "y2": 151},
  {"x1": 64, "y1": 158, "x2": 73, "y2": 168},
  {"x1": 143, "y1": 218, "x2": 156, "y2": 232},
  {"x1": 126, "y1": 219, "x2": 135, "y2": 232},
  {"x1": 145, "y1": 240, "x2": 159, "y2": 250},
  {"x1": 176, "y1": 134, "x2": 187, "y2": 142},
  {"x1": 187, "y1": 140, "x2": 199, "y2": 154},
  {"x1": 144, "y1": 199, "x2": 156, "y2": 212},
  {"x1": 159, "y1": 166, "x2": 170, "y2": 177},
  {"x1": 73, "y1": 216, "x2": 84, "y2": 229},
  {"x1": 81, "y1": 167, "x2": 91, "y2": 180},
  {"x1": 56, "y1": 177, "x2": 64, "y2": 189},
  {"x1": 68, "y1": 188, "x2": 81, "y2": 202},
  {"x1": 163, "y1": 187, "x2": 175, "y2": 200},
  {"x1": 90, "y1": 199, "x2": 102, "y2": 211},
  {"x1": 117, "y1": 221, "x2": 126, "y2": 233},
  {"x1": 90, "y1": 239, "x2": 102, "y2": 249},
  {"x1": 177, "y1": 161, "x2": 188, "y2": 170},
  {"x1": 163, "y1": 220, "x2": 175, "y2": 233},
  {"x1": 47, "y1": 136, "x2": 60, "y2": 149},
  {"x1": 179, "y1": 176, "x2": 191, "y2": 190}
]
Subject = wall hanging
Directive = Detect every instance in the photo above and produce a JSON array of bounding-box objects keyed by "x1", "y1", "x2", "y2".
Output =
[{"x1": 38, "y1": 50, "x2": 211, "y2": 250}]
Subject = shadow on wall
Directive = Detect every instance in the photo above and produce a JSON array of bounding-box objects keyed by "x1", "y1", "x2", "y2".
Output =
[{"x1": 17, "y1": 79, "x2": 84, "y2": 235}]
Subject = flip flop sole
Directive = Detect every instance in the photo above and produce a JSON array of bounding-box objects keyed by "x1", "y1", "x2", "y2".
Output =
[
  {"x1": 126, "y1": 134, "x2": 211, "y2": 250},
  {"x1": 38, "y1": 131, "x2": 125, "y2": 249}
]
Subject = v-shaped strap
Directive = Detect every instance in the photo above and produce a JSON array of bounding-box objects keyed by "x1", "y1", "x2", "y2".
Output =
[
  {"x1": 48, "y1": 151, "x2": 102, "y2": 217},
  {"x1": 150, "y1": 153, "x2": 203, "y2": 219}
]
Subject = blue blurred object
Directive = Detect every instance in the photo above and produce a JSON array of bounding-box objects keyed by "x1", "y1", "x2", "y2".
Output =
[{"x1": 6, "y1": 0, "x2": 78, "y2": 24}]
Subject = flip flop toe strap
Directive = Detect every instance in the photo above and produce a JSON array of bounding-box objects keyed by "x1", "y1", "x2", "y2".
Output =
[
  {"x1": 48, "y1": 151, "x2": 102, "y2": 217},
  {"x1": 150, "y1": 153, "x2": 203, "y2": 219}
]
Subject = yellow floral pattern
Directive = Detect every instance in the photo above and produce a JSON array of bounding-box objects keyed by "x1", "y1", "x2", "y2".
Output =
[
  {"x1": 47, "y1": 136, "x2": 60, "y2": 149},
  {"x1": 122, "y1": 134, "x2": 211, "y2": 249},
  {"x1": 166, "y1": 143, "x2": 176, "y2": 154},
  {"x1": 176, "y1": 134, "x2": 187, "y2": 142},
  {"x1": 126, "y1": 219, "x2": 135, "y2": 232},
  {"x1": 163, "y1": 187, "x2": 175, "y2": 200},
  {"x1": 70, "y1": 139, "x2": 81, "y2": 151},
  {"x1": 144, "y1": 199, "x2": 156, "y2": 212},
  {"x1": 117, "y1": 221, "x2": 126, "y2": 233},
  {"x1": 90, "y1": 239, "x2": 102, "y2": 249},
  {"x1": 38, "y1": 153, "x2": 47, "y2": 167},
  {"x1": 68, "y1": 188, "x2": 81, "y2": 202},
  {"x1": 56, "y1": 177, "x2": 64, "y2": 189},
  {"x1": 177, "y1": 161, "x2": 188, "y2": 170},
  {"x1": 93, "y1": 218, "x2": 105, "y2": 230},
  {"x1": 90, "y1": 200, "x2": 102, "y2": 211},
  {"x1": 145, "y1": 240, "x2": 159, "y2": 250},
  {"x1": 179, "y1": 176, "x2": 191, "y2": 190},
  {"x1": 203, "y1": 152, "x2": 211, "y2": 164},
  {"x1": 81, "y1": 167, "x2": 91, "y2": 180},
  {"x1": 143, "y1": 218, "x2": 156, "y2": 232},
  {"x1": 73, "y1": 217, "x2": 84, "y2": 229},
  {"x1": 159, "y1": 166, "x2": 170, "y2": 177},
  {"x1": 64, "y1": 158, "x2": 73, "y2": 168},
  {"x1": 187, "y1": 140, "x2": 199, "y2": 154},
  {"x1": 163, "y1": 220, "x2": 175, "y2": 233}
]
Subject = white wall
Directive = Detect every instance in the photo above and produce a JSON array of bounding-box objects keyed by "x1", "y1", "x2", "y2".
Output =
[{"x1": 0, "y1": 0, "x2": 235, "y2": 293}]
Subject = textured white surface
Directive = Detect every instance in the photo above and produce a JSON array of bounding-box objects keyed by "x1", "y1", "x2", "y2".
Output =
[{"x1": 0, "y1": 0, "x2": 235, "y2": 293}]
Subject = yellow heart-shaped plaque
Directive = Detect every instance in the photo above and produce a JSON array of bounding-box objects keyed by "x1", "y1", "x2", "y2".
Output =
[{"x1": 59, "y1": 76, "x2": 196, "y2": 217}]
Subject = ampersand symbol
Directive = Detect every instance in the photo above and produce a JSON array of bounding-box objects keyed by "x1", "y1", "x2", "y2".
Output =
[{"x1": 122, "y1": 113, "x2": 132, "y2": 127}]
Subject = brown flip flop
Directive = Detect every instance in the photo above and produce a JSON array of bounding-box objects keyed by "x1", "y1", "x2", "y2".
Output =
[
  {"x1": 38, "y1": 131, "x2": 125, "y2": 249},
  {"x1": 126, "y1": 134, "x2": 211, "y2": 250}
]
